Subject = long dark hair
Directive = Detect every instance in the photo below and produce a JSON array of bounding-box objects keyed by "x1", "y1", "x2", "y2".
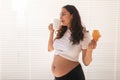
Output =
[{"x1": 56, "y1": 5, "x2": 85, "y2": 45}]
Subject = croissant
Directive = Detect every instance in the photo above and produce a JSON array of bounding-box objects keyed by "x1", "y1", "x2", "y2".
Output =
[{"x1": 92, "y1": 30, "x2": 101, "y2": 42}]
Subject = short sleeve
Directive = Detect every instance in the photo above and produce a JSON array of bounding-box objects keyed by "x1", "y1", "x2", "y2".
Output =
[{"x1": 81, "y1": 31, "x2": 91, "y2": 49}]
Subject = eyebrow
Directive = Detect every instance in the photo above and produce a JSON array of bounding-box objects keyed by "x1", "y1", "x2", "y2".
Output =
[{"x1": 61, "y1": 11, "x2": 69, "y2": 14}]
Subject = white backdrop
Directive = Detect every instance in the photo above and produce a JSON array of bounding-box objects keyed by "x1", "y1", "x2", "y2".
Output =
[{"x1": 0, "y1": 0, "x2": 120, "y2": 80}]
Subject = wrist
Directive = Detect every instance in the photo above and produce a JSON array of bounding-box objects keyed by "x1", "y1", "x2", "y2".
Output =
[
  {"x1": 87, "y1": 48, "x2": 93, "y2": 52},
  {"x1": 50, "y1": 31, "x2": 54, "y2": 33}
]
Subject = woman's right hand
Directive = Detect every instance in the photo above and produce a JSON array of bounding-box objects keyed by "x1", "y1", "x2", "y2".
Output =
[
  {"x1": 48, "y1": 23, "x2": 54, "y2": 52},
  {"x1": 48, "y1": 23, "x2": 54, "y2": 32}
]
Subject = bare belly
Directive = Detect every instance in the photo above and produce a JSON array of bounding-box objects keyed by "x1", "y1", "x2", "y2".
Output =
[{"x1": 51, "y1": 55, "x2": 79, "y2": 77}]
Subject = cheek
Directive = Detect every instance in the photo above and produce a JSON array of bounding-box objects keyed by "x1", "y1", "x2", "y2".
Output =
[
  {"x1": 62, "y1": 16, "x2": 72, "y2": 24},
  {"x1": 66, "y1": 17, "x2": 71, "y2": 23}
]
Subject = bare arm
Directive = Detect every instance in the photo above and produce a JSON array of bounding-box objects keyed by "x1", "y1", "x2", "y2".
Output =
[
  {"x1": 82, "y1": 40, "x2": 97, "y2": 66},
  {"x1": 48, "y1": 24, "x2": 54, "y2": 52}
]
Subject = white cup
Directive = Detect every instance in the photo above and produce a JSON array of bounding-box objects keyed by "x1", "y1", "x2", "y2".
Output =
[{"x1": 53, "y1": 18, "x2": 60, "y2": 30}]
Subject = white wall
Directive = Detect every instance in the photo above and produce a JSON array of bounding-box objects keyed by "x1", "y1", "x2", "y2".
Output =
[{"x1": 0, "y1": 0, "x2": 120, "y2": 80}]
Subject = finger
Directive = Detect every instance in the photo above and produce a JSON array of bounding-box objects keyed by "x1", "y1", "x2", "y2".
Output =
[
  {"x1": 92, "y1": 40, "x2": 97, "y2": 49},
  {"x1": 88, "y1": 42, "x2": 92, "y2": 49},
  {"x1": 50, "y1": 23, "x2": 53, "y2": 27},
  {"x1": 48, "y1": 24, "x2": 53, "y2": 29},
  {"x1": 89, "y1": 40, "x2": 93, "y2": 49}
]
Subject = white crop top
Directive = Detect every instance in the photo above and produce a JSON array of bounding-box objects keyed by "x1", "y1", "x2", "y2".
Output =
[{"x1": 53, "y1": 29, "x2": 91, "y2": 62}]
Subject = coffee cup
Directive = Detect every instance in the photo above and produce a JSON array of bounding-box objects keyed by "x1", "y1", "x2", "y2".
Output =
[{"x1": 53, "y1": 18, "x2": 60, "y2": 30}]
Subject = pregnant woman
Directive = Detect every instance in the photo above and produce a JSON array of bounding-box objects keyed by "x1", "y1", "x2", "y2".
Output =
[{"x1": 48, "y1": 5, "x2": 97, "y2": 80}]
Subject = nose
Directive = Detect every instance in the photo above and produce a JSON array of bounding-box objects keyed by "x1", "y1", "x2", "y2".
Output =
[{"x1": 60, "y1": 16, "x2": 62, "y2": 23}]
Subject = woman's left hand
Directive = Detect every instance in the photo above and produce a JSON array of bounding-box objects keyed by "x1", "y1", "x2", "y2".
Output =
[{"x1": 88, "y1": 39, "x2": 97, "y2": 49}]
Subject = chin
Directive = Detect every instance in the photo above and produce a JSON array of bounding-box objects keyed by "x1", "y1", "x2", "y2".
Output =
[
  {"x1": 62, "y1": 25, "x2": 66, "y2": 26},
  {"x1": 62, "y1": 24, "x2": 67, "y2": 26},
  {"x1": 61, "y1": 22, "x2": 68, "y2": 26}
]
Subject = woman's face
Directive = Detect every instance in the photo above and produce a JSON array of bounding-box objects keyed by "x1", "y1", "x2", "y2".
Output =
[{"x1": 60, "y1": 8, "x2": 73, "y2": 27}]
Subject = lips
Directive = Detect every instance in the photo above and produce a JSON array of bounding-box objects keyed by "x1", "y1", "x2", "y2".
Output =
[
  {"x1": 60, "y1": 20, "x2": 65, "y2": 25},
  {"x1": 61, "y1": 20, "x2": 65, "y2": 23},
  {"x1": 61, "y1": 20, "x2": 63, "y2": 22}
]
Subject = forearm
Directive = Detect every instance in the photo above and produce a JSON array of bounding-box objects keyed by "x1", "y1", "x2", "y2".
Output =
[
  {"x1": 83, "y1": 49, "x2": 93, "y2": 66},
  {"x1": 48, "y1": 31, "x2": 54, "y2": 51}
]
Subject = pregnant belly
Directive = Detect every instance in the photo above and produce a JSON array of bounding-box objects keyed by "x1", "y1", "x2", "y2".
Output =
[{"x1": 51, "y1": 55, "x2": 79, "y2": 77}]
